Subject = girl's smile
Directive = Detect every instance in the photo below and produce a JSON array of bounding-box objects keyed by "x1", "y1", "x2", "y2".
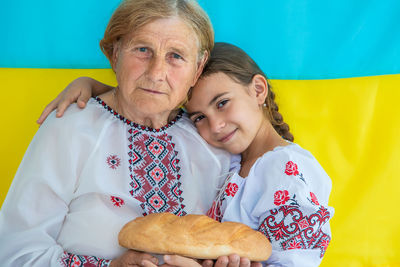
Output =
[{"x1": 218, "y1": 128, "x2": 238, "y2": 143}]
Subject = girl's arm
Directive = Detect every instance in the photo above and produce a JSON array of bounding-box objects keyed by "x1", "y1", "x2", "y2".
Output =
[{"x1": 37, "y1": 77, "x2": 113, "y2": 125}]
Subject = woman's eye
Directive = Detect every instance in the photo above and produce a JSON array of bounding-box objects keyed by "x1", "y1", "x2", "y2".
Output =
[
  {"x1": 217, "y1": 99, "x2": 228, "y2": 109},
  {"x1": 193, "y1": 115, "x2": 205, "y2": 123},
  {"x1": 132, "y1": 47, "x2": 151, "y2": 57},
  {"x1": 134, "y1": 47, "x2": 150, "y2": 55},
  {"x1": 171, "y1": 53, "x2": 183, "y2": 60},
  {"x1": 133, "y1": 47, "x2": 151, "y2": 58}
]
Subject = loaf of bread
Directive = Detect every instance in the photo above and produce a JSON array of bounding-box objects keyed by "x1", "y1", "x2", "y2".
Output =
[{"x1": 118, "y1": 212, "x2": 271, "y2": 261}]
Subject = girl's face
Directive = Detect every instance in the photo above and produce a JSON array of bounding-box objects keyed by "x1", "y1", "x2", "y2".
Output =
[{"x1": 186, "y1": 72, "x2": 266, "y2": 154}]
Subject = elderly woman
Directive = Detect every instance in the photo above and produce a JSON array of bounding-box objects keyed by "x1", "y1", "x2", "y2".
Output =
[{"x1": 0, "y1": 1, "x2": 247, "y2": 266}]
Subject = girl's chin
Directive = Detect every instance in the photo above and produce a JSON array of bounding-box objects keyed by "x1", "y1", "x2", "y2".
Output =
[
  {"x1": 205, "y1": 140, "x2": 244, "y2": 154},
  {"x1": 223, "y1": 145, "x2": 245, "y2": 155}
]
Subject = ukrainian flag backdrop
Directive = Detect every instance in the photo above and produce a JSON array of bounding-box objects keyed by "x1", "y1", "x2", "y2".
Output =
[{"x1": 1, "y1": 0, "x2": 399, "y2": 266}]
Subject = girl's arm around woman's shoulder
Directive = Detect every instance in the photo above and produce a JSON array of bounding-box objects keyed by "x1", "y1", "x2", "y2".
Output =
[{"x1": 37, "y1": 76, "x2": 113, "y2": 125}]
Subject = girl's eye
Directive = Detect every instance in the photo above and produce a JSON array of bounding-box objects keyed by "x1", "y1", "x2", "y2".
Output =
[
  {"x1": 193, "y1": 115, "x2": 205, "y2": 124},
  {"x1": 217, "y1": 99, "x2": 229, "y2": 109}
]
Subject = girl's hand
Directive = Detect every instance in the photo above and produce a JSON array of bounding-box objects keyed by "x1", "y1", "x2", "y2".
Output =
[
  {"x1": 202, "y1": 254, "x2": 262, "y2": 267},
  {"x1": 162, "y1": 255, "x2": 202, "y2": 266},
  {"x1": 109, "y1": 250, "x2": 158, "y2": 267},
  {"x1": 37, "y1": 77, "x2": 93, "y2": 124},
  {"x1": 37, "y1": 76, "x2": 113, "y2": 124},
  {"x1": 142, "y1": 255, "x2": 202, "y2": 267}
]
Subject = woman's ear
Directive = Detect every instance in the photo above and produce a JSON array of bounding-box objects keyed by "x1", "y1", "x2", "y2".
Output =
[
  {"x1": 111, "y1": 41, "x2": 121, "y2": 72},
  {"x1": 191, "y1": 51, "x2": 209, "y2": 86},
  {"x1": 251, "y1": 74, "x2": 269, "y2": 105}
]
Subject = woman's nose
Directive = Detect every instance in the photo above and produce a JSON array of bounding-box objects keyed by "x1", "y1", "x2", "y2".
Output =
[{"x1": 147, "y1": 56, "x2": 166, "y2": 82}]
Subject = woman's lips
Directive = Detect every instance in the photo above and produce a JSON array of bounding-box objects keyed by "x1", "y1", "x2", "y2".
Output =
[
  {"x1": 140, "y1": 87, "x2": 164, "y2": 94},
  {"x1": 218, "y1": 129, "x2": 237, "y2": 143}
]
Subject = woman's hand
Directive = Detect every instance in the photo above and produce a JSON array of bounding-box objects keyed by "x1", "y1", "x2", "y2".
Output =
[
  {"x1": 109, "y1": 250, "x2": 159, "y2": 267},
  {"x1": 141, "y1": 254, "x2": 262, "y2": 267},
  {"x1": 36, "y1": 76, "x2": 113, "y2": 125}
]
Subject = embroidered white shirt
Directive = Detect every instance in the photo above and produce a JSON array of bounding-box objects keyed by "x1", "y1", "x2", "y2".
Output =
[
  {"x1": 0, "y1": 97, "x2": 231, "y2": 266},
  {"x1": 208, "y1": 143, "x2": 334, "y2": 267}
]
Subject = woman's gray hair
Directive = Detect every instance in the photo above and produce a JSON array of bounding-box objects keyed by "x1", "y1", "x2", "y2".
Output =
[{"x1": 100, "y1": 0, "x2": 214, "y2": 67}]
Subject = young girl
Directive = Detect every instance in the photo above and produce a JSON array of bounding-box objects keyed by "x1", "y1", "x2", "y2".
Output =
[
  {"x1": 184, "y1": 42, "x2": 333, "y2": 266},
  {"x1": 38, "y1": 42, "x2": 333, "y2": 267}
]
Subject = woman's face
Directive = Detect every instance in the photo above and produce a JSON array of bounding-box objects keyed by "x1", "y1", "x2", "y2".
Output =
[
  {"x1": 186, "y1": 72, "x2": 265, "y2": 154},
  {"x1": 113, "y1": 17, "x2": 205, "y2": 118}
]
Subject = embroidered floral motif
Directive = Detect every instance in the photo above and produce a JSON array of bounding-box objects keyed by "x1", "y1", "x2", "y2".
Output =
[
  {"x1": 298, "y1": 218, "x2": 310, "y2": 229},
  {"x1": 273, "y1": 190, "x2": 290, "y2": 205},
  {"x1": 310, "y1": 192, "x2": 320, "y2": 205},
  {"x1": 287, "y1": 239, "x2": 303, "y2": 250},
  {"x1": 148, "y1": 193, "x2": 165, "y2": 209},
  {"x1": 258, "y1": 205, "x2": 331, "y2": 258},
  {"x1": 274, "y1": 190, "x2": 299, "y2": 206},
  {"x1": 225, "y1": 183, "x2": 239, "y2": 197},
  {"x1": 106, "y1": 155, "x2": 121, "y2": 170},
  {"x1": 285, "y1": 161, "x2": 299, "y2": 176},
  {"x1": 60, "y1": 252, "x2": 111, "y2": 267},
  {"x1": 110, "y1": 196, "x2": 125, "y2": 207},
  {"x1": 284, "y1": 161, "x2": 307, "y2": 184},
  {"x1": 127, "y1": 130, "x2": 186, "y2": 216}
]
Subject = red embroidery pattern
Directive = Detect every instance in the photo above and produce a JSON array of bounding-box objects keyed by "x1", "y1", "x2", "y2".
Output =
[
  {"x1": 225, "y1": 183, "x2": 239, "y2": 197},
  {"x1": 310, "y1": 192, "x2": 319, "y2": 205},
  {"x1": 285, "y1": 161, "x2": 299, "y2": 176},
  {"x1": 274, "y1": 190, "x2": 299, "y2": 206},
  {"x1": 286, "y1": 239, "x2": 303, "y2": 249},
  {"x1": 110, "y1": 196, "x2": 125, "y2": 207},
  {"x1": 207, "y1": 200, "x2": 223, "y2": 222},
  {"x1": 60, "y1": 252, "x2": 111, "y2": 267},
  {"x1": 127, "y1": 130, "x2": 186, "y2": 216},
  {"x1": 106, "y1": 155, "x2": 121, "y2": 170},
  {"x1": 284, "y1": 161, "x2": 307, "y2": 184},
  {"x1": 258, "y1": 205, "x2": 331, "y2": 258},
  {"x1": 95, "y1": 97, "x2": 182, "y2": 132},
  {"x1": 273, "y1": 190, "x2": 290, "y2": 205}
]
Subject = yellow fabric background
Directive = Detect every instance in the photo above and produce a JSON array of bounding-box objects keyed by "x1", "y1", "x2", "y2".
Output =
[{"x1": 1, "y1": 68, "x2": 399, "y2": 266}]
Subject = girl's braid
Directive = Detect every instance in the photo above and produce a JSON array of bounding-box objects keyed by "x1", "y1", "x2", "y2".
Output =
[{"x1": 265, "y1": 84, "x2": 294, "y2": 141}]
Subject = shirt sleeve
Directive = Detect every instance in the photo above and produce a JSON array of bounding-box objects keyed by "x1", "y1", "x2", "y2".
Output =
[
  {"x1": 241, "y1": 149, "x2": 333, "y2": 267},
  {"x1": 0, "y1": 111, "x2": 111, "y2": 267}
]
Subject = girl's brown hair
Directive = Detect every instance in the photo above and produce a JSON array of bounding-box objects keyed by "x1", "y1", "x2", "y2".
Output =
[{"x1": 199, "y1": 42, "x2": 294, "y2": 141}]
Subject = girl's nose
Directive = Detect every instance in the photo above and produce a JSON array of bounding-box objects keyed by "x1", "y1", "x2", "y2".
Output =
[{"x1": 209, "y1": 116, "x2": 226, "y2": 133}]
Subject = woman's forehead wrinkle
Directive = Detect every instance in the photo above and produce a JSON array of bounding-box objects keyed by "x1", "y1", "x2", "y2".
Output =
[{"x1": 125, "y1": 28, "x2": 199, "y2": 60}]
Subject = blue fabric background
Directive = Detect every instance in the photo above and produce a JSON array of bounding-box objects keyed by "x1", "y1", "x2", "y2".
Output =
[{"x1": 1, "y1": 0, "x2": 399, "y2": 79}]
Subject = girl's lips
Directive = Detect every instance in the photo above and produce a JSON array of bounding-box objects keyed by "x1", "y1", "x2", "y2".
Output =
[{"x1": 218, "y1": 129, "x2": 237, "y2": 143}]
